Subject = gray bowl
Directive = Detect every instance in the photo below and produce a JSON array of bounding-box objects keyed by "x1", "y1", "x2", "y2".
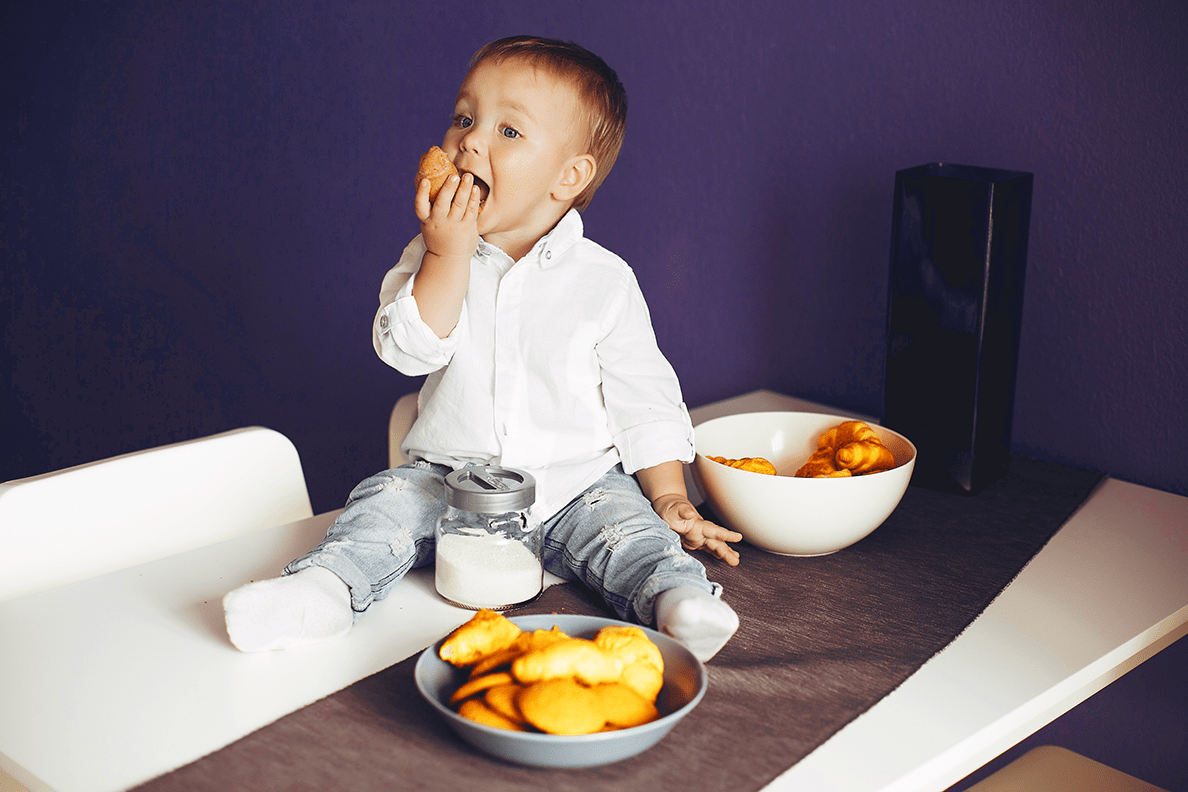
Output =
[{"x1": 414, "y1": 613, "x2": 707, "y2": 768}]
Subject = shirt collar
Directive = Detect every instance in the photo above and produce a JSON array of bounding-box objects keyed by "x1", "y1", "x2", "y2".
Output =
[
  {"x1": 537, "y1": 209, "x2": 583, "y2": 268},
  {"x1": 477, "y1": 209, "x2": 583, "y2": 269}
]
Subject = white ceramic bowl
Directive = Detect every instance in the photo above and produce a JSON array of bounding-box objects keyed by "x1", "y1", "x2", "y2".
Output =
[
  {"x1": 692, "y1": 411, "x2": 916, "y2": 556},
  {"x1": 414, "y1": 614, "x2": 707, "y2": 768}
]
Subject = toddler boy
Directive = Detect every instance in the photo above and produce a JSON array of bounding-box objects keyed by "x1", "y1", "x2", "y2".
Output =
[{"x1": 224, "y1": 36, "x2": 741, "y2": 662}]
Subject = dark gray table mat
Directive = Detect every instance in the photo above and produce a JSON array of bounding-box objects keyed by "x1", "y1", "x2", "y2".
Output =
[{"x1": 136, "y1": 455, "x2": 1105, "y2": 791}]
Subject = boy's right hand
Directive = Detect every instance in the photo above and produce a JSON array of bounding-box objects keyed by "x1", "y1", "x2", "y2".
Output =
[
  {"x1": 412, "y1": 172, "x2": 483, "y2": 338},
  {"x1": 416, "y1": 172, "x2": 483, "y2": 261}
]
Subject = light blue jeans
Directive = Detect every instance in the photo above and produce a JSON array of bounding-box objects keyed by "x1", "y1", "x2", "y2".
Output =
[{"x1": 285, "y1": 462, "x2": 720, "y2": 626}]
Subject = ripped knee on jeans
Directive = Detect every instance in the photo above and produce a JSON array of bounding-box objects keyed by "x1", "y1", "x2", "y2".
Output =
[
  {"x1": 598, "y1": 521, "x2": 631, "y2": 551},
  {"x1": 597, "y1": 518, "x2": 672, "y2": 554},
  {"x1": 581, "y1": 487, "x2": 611, "y2": 509},
  {"x1": 388, "y1": 524, "x2": 415, "y2": 557},
  {"x1": 346, "y1": 473, "x2": 407, "y2": 504}
]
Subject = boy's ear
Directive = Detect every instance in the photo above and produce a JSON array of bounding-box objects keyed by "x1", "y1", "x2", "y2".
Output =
[{"x1": 553, "y1": 154, "x2": 597, "y2": 202}]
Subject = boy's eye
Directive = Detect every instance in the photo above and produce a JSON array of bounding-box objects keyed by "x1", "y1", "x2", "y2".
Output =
[
  {"x1": 454, "y1": 115, "x2": 473, "y2": 129},
  {"x1": 501, "y1": 127, "x2": 520, "y2": 139}
]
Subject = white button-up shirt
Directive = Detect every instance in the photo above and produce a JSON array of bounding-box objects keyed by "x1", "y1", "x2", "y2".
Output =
[{"x1": 373, "y1": 209, "x2": 695, "y2": 520}]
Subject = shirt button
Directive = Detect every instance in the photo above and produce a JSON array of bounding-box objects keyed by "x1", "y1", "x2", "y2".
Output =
[
  {"x1": 379, "y1": 314, "x2": 389, "y2": 329},
  {"x1": 544, "y1": 250, "x2": 552, "y2": 260}
]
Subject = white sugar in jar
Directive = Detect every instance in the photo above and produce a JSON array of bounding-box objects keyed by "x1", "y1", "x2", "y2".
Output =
[
  {"x1": 435, "y1": 532, "x2": 542, "y2": 609},
  {"x1": 435, "y1": 466, "x2": 542, "y2": 610}
]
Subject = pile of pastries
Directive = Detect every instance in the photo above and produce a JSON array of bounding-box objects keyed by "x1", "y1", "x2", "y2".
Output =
[
  {"x1": 439, "y1": 609, "x2": 664, "y2": 735},
  {"x1": 707, "y1": 420, "x2": 897, "y2": 479},
  {"x1": 793, "y1": 420, "x2": 896, "y2": 477}
]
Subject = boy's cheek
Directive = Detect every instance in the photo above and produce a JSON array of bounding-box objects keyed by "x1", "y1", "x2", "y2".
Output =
[{"x1": 439, "y1": 136, "x2": 462, "y2": 160}]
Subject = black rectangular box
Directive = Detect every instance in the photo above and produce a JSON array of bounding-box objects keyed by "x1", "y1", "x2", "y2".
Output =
[{"x1": 883, "y1": 163, "x2": 1033, "y2": 494}]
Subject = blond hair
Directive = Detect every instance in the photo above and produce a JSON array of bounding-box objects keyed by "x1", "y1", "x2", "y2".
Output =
[{"x1": 469, "y1": 36, "x2": 627, "y2": 211}]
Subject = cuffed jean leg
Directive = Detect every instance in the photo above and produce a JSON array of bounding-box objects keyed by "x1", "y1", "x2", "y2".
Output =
[
  {"x1": 541, "y1": 465, "x2": 721, "y2": 626},
  {"x1": 284, "y1": 461, "x2": 449, "y2": 618}
]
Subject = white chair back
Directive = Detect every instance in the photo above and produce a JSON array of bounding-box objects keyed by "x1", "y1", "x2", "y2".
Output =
[{"x1": 0, "y1": 426, "x2": 312, "y2": 603}]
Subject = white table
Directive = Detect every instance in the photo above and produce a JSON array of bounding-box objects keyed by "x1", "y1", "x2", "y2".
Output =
[{"x1": 2, "y1": 390, "x2": 1185, "y2": 792}]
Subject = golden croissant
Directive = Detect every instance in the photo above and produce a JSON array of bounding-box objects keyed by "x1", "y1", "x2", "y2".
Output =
[
  {"x1": 511, "y1": 638, "x2": 623, "y2": 686},
  {"x1": 794, "y1": 420, "x2": 896, "y2": 478},
  {"x1": 817, "y1": 420, "x2": 880, "y2": 449},
  {"x1": 834, "y1": 439, "x2": 896, "y2": 475},
  {"x1": 794, "y1": 447, "x2": 852, "y2": 478},
  {"x1": 439, "y1": 608, "x2": 522, "y2": 666},
  {"x1": 707, "y1": 455, "x2": 777, "y2": 475}
]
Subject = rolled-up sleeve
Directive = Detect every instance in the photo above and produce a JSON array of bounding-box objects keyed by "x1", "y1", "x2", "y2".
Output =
[
  {"x1": 372, "y1": 236, "x2": 463, "y2": 376},
  {"x1": 597, "y1": 273, "x2": 696, "y2": 474},
  {"x1": 613, "y1": 401, "x2": 696, "y2": 474}
]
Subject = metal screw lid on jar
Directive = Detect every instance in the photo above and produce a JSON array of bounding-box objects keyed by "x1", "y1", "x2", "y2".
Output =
[{"x1": 444, "y1": 465, "x2": 536, "y2": 513}]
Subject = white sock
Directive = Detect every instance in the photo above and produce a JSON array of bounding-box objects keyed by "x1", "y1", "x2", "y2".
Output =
[
  {"x1": 655, "y1": 586, "x2": 739, "y2": 663},
  {"x1": 223, "y1": 566, "x2": 354, "y2": 652}
]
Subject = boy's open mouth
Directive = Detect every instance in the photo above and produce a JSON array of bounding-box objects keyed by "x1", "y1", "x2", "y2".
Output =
[{"x1": 464, "y1": 172, "x2": 490, "y2": 204}]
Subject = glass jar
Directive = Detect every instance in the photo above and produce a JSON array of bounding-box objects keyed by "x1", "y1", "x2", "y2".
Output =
[{"x1": 434, "y1": 465, "x2": 541, "y2": 610}]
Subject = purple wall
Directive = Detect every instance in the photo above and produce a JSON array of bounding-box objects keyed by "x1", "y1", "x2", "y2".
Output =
[{"x1": 4, "y1": 1, "x2": 1186, "y2": 513}]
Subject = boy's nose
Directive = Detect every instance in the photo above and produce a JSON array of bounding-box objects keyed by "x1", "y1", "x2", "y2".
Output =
[{"x1": 460, "y1": 126, "x2": 486, "y2": 156}]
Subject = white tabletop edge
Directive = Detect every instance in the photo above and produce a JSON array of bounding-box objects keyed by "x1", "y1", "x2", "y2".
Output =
[
  {"x1": 877, "y1": 608, "x2": 1188, "y2": 792},
  {"x1": 756, "y1": 467, "x2": 1188, "y2": 791}
]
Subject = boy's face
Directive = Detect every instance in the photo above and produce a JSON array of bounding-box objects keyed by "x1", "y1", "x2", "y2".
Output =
[{"x1": 442, "y1": 57, "x2": 589, "y2": 252}]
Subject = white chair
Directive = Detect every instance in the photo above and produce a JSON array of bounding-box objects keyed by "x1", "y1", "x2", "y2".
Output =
[
  {"x1": 0, "y1": 426, "x2": 313, "y2": 603},
  {"x1": 0, "y1": 767, "x2": 28, "y2": 792},
  {"x1": 965, "y1": 745, "x2": 1169, "y2": 792},
  {"x1": 388, "y1": 391, "x2": 420, "y2": 468}
]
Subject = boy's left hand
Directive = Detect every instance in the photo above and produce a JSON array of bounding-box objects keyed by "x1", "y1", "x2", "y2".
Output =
[{"x1": 651, "y1": 494, "x2": 742, "y2": 566}]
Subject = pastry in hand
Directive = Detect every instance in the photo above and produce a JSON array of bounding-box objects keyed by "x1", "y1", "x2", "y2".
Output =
[
  {"x1": 415, "y1": 145, "x2": 458, "y2": 202},
  {"x1": 707, "y1": 456, "x2": 777, "y2": 475}
]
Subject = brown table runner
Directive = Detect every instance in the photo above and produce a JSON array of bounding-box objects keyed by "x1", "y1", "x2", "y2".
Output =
[{"x1": 137, "y1": 456, "x2": 1104, "y2": 791}]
